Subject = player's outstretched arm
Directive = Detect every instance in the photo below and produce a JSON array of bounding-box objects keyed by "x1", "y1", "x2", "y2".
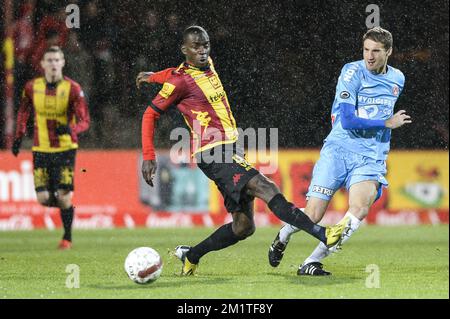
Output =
[
  {"x1": 385, "y1": 110, "x2": 412, "y2": 129},
  {"x1": 136, "y1": 68, "x2": 177, "y2": 88}
]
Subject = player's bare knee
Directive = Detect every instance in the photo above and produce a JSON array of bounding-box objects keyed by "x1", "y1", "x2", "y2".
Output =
[
  {"x1": 348, "y1": 205, "x2": 369, "y2": 219},
  {"x1": 36, "y1": 192, "x2": 50, "y2": 206},
  {"x1": 235, "y1": 224, "x2": 255, "y2": 239},
  {"x1": 246, "y1": 174, "x2": 279, "y2": 202},
  {"x1": 304, "y1": 209, "x2": 322, "y2": 223},
  {"x1": 303, "y1": 206, "x2": 324, "y2": 223},
  {"x1": 57, "y1": 190, "x2": 72, "y2": 209},
  {"x1": 232, "y1": 219, "x2": 255, "y2": 239}
]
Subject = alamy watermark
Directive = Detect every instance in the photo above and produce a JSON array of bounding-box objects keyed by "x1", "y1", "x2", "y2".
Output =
[
  {"x1": 169, "y1": 124, "x2": 279, "y2": 174},
  {"x1": 366, "y1": 4, "x2": 380, "y2": 28},
  {"x1": 365, "y1": 264, "x2": 380, "y2": 288},
  {"x1": 66, "y1": 4, "x2": 80, "y2": 29},
  {"x1": 65, "y1": 264, "x2": 80, "y2": 288}
]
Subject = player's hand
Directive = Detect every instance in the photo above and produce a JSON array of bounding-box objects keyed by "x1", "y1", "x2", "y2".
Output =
[
  {"x1": 136, "y1": 72, "x2": 154, "y2": 89},
  {"x1": 385, "y1": 110, "x2": 412, "y2": 129},
  {"x1": 11, "y1": 138, "x2": 22, "y2": 157},
  {"x1": 142, "y1": 159, "x2": 157, "y2": 187},
  {"x1": 56, "y1": 125, "x2": 72, "y2": 135}
]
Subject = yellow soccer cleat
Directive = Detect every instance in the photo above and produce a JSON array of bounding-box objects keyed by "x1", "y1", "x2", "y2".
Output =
[
  {"x1": 174, "y1": 245, "x2": 198, "y2": 276},
  {"x1": 325, "y1": 216, "x2": 351, "y2": 249},
  {"x1": 182, "y1": 256, "x2": 198, "y2": 276}
]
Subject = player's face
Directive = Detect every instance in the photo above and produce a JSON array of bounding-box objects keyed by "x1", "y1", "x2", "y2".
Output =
[
  {"x1": 41, "y1": 52, "x2": 65, "y2": 78},
  {"x1": 182, "y1": 33, "x2": 211, "y2": 68},
  {"x1": 363, "y1": 39, "x2": 392, "y2": 73}
]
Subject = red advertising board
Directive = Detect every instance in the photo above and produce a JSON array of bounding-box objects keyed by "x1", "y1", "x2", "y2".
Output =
[{"x1": 0, "y1": 150, "x2": 448, "y2": 230}]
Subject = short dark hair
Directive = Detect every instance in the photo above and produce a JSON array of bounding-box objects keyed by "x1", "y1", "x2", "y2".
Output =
[
  {"x1": 363, "y1": 27, "x2": 393, "y2": 51},
  {"x1": 183, "y1": 25, "x2": 208, "y2": 43},
  {"x1": 42, "y1": 46, "x2": 64, "y2": 59}
]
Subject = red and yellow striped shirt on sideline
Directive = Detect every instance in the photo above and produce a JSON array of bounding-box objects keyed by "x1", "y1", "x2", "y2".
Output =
[{"x1": 15, "y1": 76, "x2": 90, "y2": 153}]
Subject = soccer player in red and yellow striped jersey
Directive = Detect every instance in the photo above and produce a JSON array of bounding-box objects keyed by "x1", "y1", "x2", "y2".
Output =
[
  {"x1": 138, "y1": 26, "x2": 350, "y2": 275},
  {"x1": 12, "y1": 46, "x2": 90, "y2": 250}
]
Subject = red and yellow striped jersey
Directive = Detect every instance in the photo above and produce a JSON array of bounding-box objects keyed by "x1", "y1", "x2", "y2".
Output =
[
  {"x1": 15, "y1": 76, "x2": 90, "y2": 153},
  {"x1": 151, "y1": 58, "x2": 238, "y2": 155}
]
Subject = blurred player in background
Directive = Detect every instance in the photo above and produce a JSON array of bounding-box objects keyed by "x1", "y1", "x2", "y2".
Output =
[
  {"x1": 12, "y1": 46, "x2": 90, "y2": 250},
  {"x1": 137, "y1": 26, "x2": 350, "y2": 276},
  {"x1": 268, "y1": 27, "x2": 411, "y2": 276}
]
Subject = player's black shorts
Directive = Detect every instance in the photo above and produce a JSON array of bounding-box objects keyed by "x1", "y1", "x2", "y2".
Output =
[
  {"x1": 32, "y1": 149, "x2": 76, "y2": 192},
  {"x1": 195, "y1": 143, "x2": 259, "y2": 213}
]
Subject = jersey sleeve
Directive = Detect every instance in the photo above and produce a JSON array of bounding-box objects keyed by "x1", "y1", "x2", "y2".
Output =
[
  {"x1": 335, "y1": 63, "x2": 361, "y2": 106},
  {"x1": 69, "y1": 82, "x2": 90, "y2": 135},
  {"x1": 15, "y1": 81, "x2": 34, "y2": 139},
  {"x1": 148, "y1": 68, "x2": 177, "y2": 84},
  {"x1": 150, "y1": 75, "x2": 185, "y2": 114}
]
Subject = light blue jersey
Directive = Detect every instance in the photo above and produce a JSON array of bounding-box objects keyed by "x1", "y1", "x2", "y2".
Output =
[
  {"x1": 325, "y1": 60, "x2": 405, "y2": 160},
  {"x1": 307, "y1": 60, "x2": 405, "y2": 201}
]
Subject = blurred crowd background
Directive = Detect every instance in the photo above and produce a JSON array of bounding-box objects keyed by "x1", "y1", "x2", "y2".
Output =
[{"x1": 0, "y1": 0, "x2": 448, "y2": 150}]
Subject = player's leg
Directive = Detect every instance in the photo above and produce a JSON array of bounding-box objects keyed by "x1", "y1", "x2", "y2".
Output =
[
  {"x1": 55, "y1": 150, "x2": 76, "y2": 249},
  {"x1": 268, "y1": 197, "x2": 329, "y2": 267},
  {"x1": 178, "y1": 197, "x2": 255, "y2": 275},
  {"x1": 299, "y1": 180, "x2": 380, "y2": 275},
  {"x1": 299, "y1": 155, "x2": 386, "y2": 276},
  {"x1": 175, "y1": 145, "x2": 258, "y2": 275},
  {"x1": 246, "y1": 174, "x2": 348, "y2": 248},
  {"x1": 33, "y1": 152, "x2": 58, "y2": 207},
  {"x1": 340, "y1": 180, "x2": 380, "y2": 245},
  {"x1": 268, "y1": 143, "x2": 347, "y2": 268},
  {"x1": 253, "y1": 143, "x2": 350, "y2": 251},
  {"x1": 57, "y1": 189, "x2": 74, "y2": 247},
  {"x1": 35, "y1": 190, "x2": 57, "y2": 207}
]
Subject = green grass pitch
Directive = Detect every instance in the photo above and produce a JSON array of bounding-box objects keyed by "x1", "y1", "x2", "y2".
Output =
[{"x1": 0, "y1": 225, "x2": 448, "y2": 299}]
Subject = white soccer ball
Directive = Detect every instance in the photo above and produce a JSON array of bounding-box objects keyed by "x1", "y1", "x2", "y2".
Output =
[{"x1": 124, "y1": 247, "x2": 163, "y2": 284}]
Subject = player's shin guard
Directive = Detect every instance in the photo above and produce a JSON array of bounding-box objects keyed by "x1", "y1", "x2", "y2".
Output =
[
  {"x1": 60, "y1": 206, "x2": 74, "y2": 241},
  {"x1": 187, "y1": 223, "x2": 241, "y2": 264},
  {"x1": 268, "y1": 194, "x2": 326, "y2": 243}
]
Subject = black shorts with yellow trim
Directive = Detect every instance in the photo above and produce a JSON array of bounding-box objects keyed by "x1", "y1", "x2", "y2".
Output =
[
  {"x1": 195, "y1": 143, "x2": 259, "y2": 213},
  {"x1": 32, "y1": 150, "x2": 76, "y2": 192}
]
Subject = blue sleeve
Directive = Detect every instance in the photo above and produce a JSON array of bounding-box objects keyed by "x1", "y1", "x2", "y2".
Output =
[
  {"x1": 335, "y1": 63, "x2": 360, "y2": 106},
  {"x1": 340, "y1": 103, "x2": 386, "y2": 130}
]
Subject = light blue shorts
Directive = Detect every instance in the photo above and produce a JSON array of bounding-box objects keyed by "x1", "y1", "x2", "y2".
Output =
[{"x1": 306, "y1": 143, "x2": 388, "y2": 202}]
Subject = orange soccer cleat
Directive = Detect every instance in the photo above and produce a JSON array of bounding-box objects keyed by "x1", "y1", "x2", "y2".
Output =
[{"x1": 58, "y1": 239, "x2": 72, "y2": 250}]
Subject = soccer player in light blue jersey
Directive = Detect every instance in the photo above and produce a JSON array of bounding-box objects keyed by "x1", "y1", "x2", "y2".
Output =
[{"x1": 268, "y1": 27, "x2": 412, "y2": 276}]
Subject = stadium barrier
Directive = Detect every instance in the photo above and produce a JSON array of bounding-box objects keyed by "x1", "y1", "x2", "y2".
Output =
[{"x1": 0, "y1": 150, "x2": 448, "y2": 230}]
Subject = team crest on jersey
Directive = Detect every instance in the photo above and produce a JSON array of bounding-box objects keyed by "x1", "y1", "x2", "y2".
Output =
[
  {"x1": 340, "y1": 91, "x2": 350, "y2": 99},
  {"x1": 392, "y1": 85, "x2": 399, "y2": 96},
  {"x1": 159, "y1": 82, "x2": 176, "y2": 99}
]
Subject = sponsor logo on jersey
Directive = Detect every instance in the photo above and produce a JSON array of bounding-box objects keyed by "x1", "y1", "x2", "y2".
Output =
[
  {"x1": 208, "y1": 75, "x2": 222, "y2": 89},
  {"x1": 159, "y1": 82, "x2": 176, "y2": 99},
  {"x1": 312, "y1": 185, "x2": 334, "y2": 197},
  {"x1": 208, "y1": 90, "x2": 226, "y2": 103},
  {"x1": 343, "y1": 64, "x2": 359, "y2": 82},
  {"x1": 358, "y1": 95, "x2": 395, "y2": 107},
  {"x1": 392, "y1": 85, "x2": 399, "y2": 96},
  {"x1": 340, "y1": 91, "x2": 350, "y2": 99}
]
